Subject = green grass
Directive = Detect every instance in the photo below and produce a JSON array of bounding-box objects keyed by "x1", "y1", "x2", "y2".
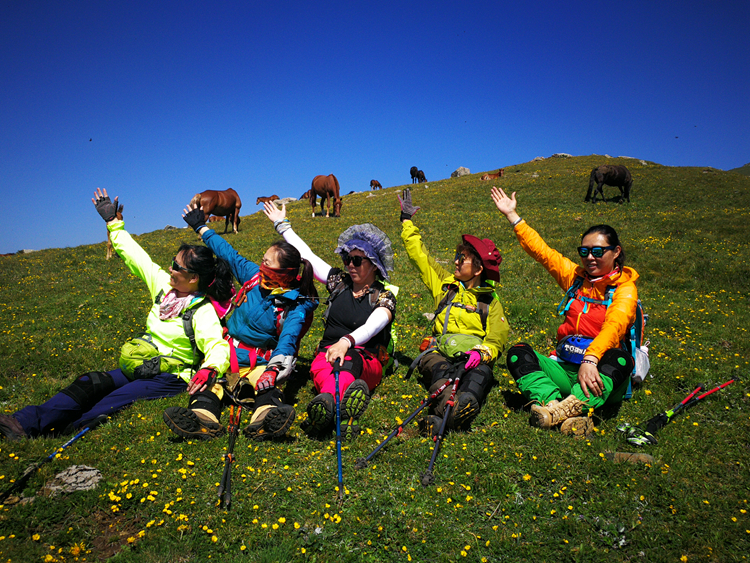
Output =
[{"x1": 1, "y1": 155, "x2": 749, "y2": 562}]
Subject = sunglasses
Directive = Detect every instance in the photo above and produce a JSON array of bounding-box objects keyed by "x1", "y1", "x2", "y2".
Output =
[
  {"x1": 454, "y1": 252, "x2": 468, "y2": 266},
  {"x1": 577, "y1": 245, "x2": 617, "y2": 258},
  {"x1": 171, "y1": 257, "x2": 194, "y2": 273},
  {"x1": 342, "y1": 254, "x2": 369, "y2": 267}
]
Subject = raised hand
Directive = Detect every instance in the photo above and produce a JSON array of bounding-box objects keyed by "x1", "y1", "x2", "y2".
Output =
[
  {"x1": 92, "y1": 187, "x2": 120, "y2": 223},
  {"x1": 397, "y1": 188, "x2": 421, "y2": 221}
]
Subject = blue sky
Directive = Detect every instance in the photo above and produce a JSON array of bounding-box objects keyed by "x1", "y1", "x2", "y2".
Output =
[{"x1": 1, "y1": 1, "x2": 748, "y2": 254}]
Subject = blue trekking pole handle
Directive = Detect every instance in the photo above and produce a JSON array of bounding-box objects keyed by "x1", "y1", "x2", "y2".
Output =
[{"x1": 334, "y1": 362, "x2": 344, "y2": 501}]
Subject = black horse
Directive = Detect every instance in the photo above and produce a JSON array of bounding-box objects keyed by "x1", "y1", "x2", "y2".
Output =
[
  {"x1": 410, "y1": 166, "x2": 419, "y2": 183},
  {"x1": 585, "y1": 165, "x2": 633, "y2": 203},
  {"x1": 417, "y1": 170, "x2": 426, "y2": 183}
]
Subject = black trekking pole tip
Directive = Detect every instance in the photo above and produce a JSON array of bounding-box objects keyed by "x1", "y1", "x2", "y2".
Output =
[
  {"x1": 420, "y1": 470, "x2": 435, "y2": 487},
  {"x1": 354, "y1": 457, "x2": 367, "y2": 470}
]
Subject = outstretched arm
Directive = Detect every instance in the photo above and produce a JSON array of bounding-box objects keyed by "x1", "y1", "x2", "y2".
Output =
[{"x1": 263, "y1": 201, "x2": 332, "y2": 282}]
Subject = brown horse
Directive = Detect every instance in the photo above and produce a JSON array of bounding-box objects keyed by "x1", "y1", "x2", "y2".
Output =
[
  {"x1": 189, "y1": 188, "x2": 242, "y2": 234},
  {"x1": 370, "y1": 179, "x2": 382, "y2": 190},
  {"x1": 256, "y1": 195, "x2": 279, "y2": 205},
  {"x1": 300, "y1": 190, "x2": 311, "y2": 200},
  {"x1": 480, "y1": 169, "x2": 504, "y2": 181},
  {"x1": 310, "y1": 174, "x2": 342, "y2": 217}
]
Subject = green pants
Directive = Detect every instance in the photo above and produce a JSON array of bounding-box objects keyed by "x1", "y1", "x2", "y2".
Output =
[{"x1": 515, "y1": 352, "x2": 628, "y2": 413}]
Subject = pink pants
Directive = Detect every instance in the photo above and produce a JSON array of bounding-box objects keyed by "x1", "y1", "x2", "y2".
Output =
[{"x1": 310, "y1": 347, "x2": 383, "y2": 397}]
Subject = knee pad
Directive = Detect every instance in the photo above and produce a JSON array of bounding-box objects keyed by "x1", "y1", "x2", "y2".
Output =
[
  {"x1": 459, "y1": 364, "x2": 494, "y2": 404},
  {"x1": 338, "y1": 349, "x2": 364, "y2": 379},
  {"x1": 188, "y1": 389, "x2": 223, "y2": 419},
  {"x1": 598, "y1": 348, "x2": 634, "y2": 389},
  {"x1": 506, "y1": 343, "x2": 540, "y2": 381},
  {"x1": 60, "y1": 371, "x2": 116, "y2": 407}
]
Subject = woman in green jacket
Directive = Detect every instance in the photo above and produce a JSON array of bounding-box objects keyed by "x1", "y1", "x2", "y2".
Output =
[{"x1": 0, "y1": 189, "x2": 232, "y2": 440}]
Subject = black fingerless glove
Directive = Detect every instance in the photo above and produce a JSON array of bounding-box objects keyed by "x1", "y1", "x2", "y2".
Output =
[
  {"x1": 183, "y1": 207, "x2": 207, "y2": 233},
  {"x1": 94, "y1": 194, "x2": 119, "y2": 223}
]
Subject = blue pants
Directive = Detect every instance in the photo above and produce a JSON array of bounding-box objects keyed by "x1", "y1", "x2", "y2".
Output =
[{"x1": 14, "y1": 369, "x2": 187, "y2": 437}]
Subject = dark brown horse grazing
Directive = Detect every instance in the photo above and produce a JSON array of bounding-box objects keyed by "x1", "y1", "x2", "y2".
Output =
[
  {"x1": 410, "y1": 166, "x2": 419, "y2": 183},
  {"x1": 310, "y1": 174, "x2": 342, "y2": 217},
  {"x1": 370, "y1": 179, "x2": 382, "y2": 190},
  {"x1": 416, "y1": 170, "x2": 426, "y2": 183},
  {"x1": 586, "y1": 165, "x2": 633, "y2": 203},
  {"x1": 299, "y1": 190, "x2": 311, "y2": 200},
  {"x1": 256, "y1": 195, "x2": 279, "y2": 205},
  {"x1": 189, "y1": 188, "x2": 242, "y2": 233}
]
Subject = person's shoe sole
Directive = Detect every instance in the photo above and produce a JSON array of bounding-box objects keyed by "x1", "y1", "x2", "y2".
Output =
[
  {"x1": 244, "y1": 404, "x2": 296, "y2": 441},
  {"x1": 304, "y1": 394, "x2": 334, "y2": 436},
  {"x1": 341, "y1": 380, "x2": 370, "y2": 441},
  {"x1": 417, "y1": 415, "x2": 443, "y2": 439},
  {"x1": 453, "y1": 393, "x2": 480, "y2": 430},
  {"x1": 163, "y1": 406, "x2": 225, "y2": 440}
]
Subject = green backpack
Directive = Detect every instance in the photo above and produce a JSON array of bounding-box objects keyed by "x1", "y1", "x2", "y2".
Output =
[
  {"x1": 119, "y1": 333, "x2": 185, "y2": 380},
  {"x1": 118, "y1": 293, "x2": 210, "y2": 380}
]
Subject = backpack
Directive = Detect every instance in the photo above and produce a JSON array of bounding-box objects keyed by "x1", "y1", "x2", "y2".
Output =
[
  {"x1": 323, "y1": 277, "x2": 400, "y2": 374},
  {"x1": 558, "y1": 276, "x2": 649, "y2": 399}
]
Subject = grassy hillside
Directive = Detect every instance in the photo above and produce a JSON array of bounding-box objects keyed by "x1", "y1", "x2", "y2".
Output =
[
  {"x1": 729, "y1": 162, "x2": 750, "y2": 176},
  {"x1": 1, "y1": 156, "x2": 749, "y2": 562}
]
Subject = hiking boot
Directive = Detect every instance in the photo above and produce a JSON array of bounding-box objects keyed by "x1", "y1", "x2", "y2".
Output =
[
  {"x1": 0, "y1": 414, "x2": 27, "y2": 441},
  {"x1": 530, "y1": 395, "x2": 587, "y2": 429},
  {"x1": 301, "y1": 393, "x2": 335, "y2": 436},
  {"x1": 341, "y1": 379, "x2": 370, "y2": 441},
  {"x1": 560, "y1": 416, "x2": 594, "y2": 437},
  {"x1": 243, "y1": 404, "x2": 296, "y2": 442},
  {"x1": 417, "y1": 415, "x2": 444, "y2": 439},
  {"x1": 453, "y1": 391, "x2": 481, "y2": 430},
  {"x1": 163, "y1": 406, "x2": 225, "y2": 440}
]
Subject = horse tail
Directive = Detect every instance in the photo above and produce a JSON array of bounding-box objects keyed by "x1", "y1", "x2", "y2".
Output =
[
  {"x1": 588, "y1": 168, "x2": 598, "y2": 190},
  {"x1": 190, "y1": 193, "x2": 202, "y2": 208}
]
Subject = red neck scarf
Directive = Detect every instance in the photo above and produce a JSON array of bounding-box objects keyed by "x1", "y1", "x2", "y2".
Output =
[{"x1": 259, "y1": 263, "x2": 298, "y2": 290}]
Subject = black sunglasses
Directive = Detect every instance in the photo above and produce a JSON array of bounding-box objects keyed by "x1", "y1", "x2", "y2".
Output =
[
  {"x1": 342, "y1": 254, "x2": 369, "y2": 267},
  {"x1": 171, "y1": 257, "x2": 194, "y2": 273},
  {"x1": 454, "y1": 251, "x2": 468, "y2": 266},
  {"x1": 577, "y1": 245, "x2": 617, "y2": 258}
]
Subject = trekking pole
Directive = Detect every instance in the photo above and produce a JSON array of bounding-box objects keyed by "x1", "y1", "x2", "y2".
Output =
[
  {"x1": 619, "y1": 379, "x2": 735, "y2": 446},
  {"x1": 218, "y1": 404, "x2": 242, "y2": 510},
  {"x1": 334, "y1": 363, "x2": 344, "y2": 502},
  {"x1": 355, "y1": 377, "x2": 455, "y2": 470},
  {"x1": 420, "y1": 370, "x2": 464, "y2": 487},
  {"x1": 0, "y1": 426, "x2": 91, "y2": 504}
]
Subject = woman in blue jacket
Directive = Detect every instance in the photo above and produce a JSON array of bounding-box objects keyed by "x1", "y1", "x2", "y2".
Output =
[{"x1": 163, "y1": 204, "x2": 319, "y2": 442}]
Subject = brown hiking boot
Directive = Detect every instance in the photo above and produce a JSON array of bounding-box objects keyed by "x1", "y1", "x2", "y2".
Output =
[
  {"x1": 243, "y1": 404, "x2": 296, "y2": 442},
  {"x1": 560, "y1": 416, "x2": 594, "y2": 437},
  {"x1": 0, "y1": 414, "x2": 27, "y2": 441},
  {"x1": 530, "y1": 395, "x2": 587, "y2": 429},
  {"x1": 163, "y1": 407, "x2": 225, "y2": 440}
]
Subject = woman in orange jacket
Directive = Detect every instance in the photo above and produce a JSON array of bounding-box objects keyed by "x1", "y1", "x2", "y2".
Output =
[{"x1": 491, "y1": 187, "x2": 638, "y2": 435}]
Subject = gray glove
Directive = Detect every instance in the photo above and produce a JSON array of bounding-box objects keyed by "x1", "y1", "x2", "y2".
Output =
[
  {"x1": 94, "y1": 193, "x2": 120, "y2": 223},
  {"x1": 398, "y1": 189, "x2": 421, "y2": 221}
]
